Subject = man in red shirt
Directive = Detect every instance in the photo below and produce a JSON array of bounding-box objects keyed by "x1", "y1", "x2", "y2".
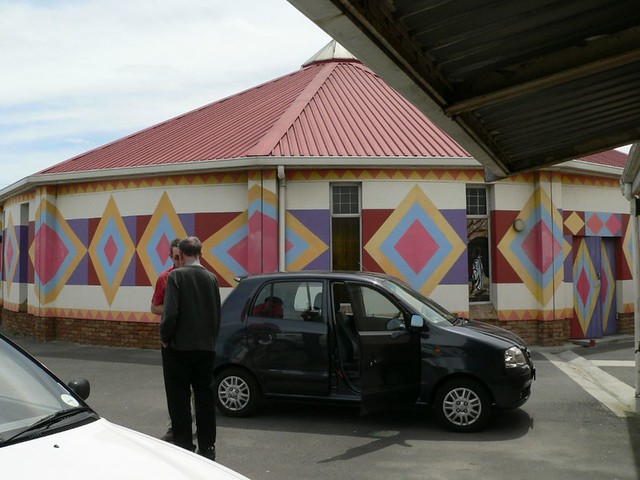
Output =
[
  {"x1": 151, "y1": 238, "x2": 182, "y2": 441},
  {"x1": 151, "y1": 238, "x2": 182, "y2": 316}
]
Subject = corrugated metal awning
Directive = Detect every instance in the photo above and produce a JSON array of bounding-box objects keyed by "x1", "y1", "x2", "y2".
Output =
[{"x1": 288, "y1": 0, "x2": 640, "y2": 179}]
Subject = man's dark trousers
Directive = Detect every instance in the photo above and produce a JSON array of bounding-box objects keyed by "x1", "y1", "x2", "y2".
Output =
[{"x1": 162, "y1": 347, "x2": 216, "y2": 452}]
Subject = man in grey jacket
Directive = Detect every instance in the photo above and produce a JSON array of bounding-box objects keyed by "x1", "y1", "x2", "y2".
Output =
[{"x1": 160, "y1": 236, "x2": 220, "y2": 461}]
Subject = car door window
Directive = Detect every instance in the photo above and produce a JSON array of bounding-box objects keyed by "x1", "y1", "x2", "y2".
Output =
[
  {"x1": 359, "y1": 285, "x2": 405, "y2": 332},
  {"x1": 252, "y1": 281, "x2": 324, "y2": 323}
]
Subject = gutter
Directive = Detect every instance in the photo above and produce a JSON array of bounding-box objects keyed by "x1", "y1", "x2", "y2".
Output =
[{"x1": 277, "y1": 166, "x2": 286, "y2": 272}]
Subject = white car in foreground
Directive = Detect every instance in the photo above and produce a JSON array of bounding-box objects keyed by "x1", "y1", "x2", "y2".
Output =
[{"x1": 0, "y1": 333, "x2": 249, "y2": 480}]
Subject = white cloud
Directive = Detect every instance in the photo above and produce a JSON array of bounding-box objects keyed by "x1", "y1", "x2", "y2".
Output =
[{"x1": 0, "y1": 0, "x2": 330, "y2": 188}]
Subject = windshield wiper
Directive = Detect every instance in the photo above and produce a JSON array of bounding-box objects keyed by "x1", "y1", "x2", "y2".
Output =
[{"x1": 0, "y1": 406, "x2": 95, "y2": 446}]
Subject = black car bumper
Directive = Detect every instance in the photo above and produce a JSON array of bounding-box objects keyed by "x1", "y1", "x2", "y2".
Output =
[{"x1": 491, "y1": 367, "x2": 535, "y2": 409}]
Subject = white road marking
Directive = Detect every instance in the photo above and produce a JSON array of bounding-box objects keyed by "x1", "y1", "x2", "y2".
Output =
[
  {"x1": 591, "y1": 360, "x2": 635, "y2": 368},
  {"x1": 541, "y1": 350, "x2": 638, "y2": 417}
]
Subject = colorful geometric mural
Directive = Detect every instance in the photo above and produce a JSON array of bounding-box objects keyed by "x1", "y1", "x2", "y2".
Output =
[
  {"x1": 285, "y1": 211, "x2": 329, "y2": 270},
  {"x1": 202, "y1": 212, "x2": 249, "y2": 286},
  {"x1": 287, "y1": 168, "x2": 486, "y2": 183},
  {"x1": 0, "y1": 216, "x2": 2, "y2": 292},
  {"x1": 498, "y1": 187, "x2": 564, "y2": 306},
  {"x1": 564, "y1": 211, "x2": 622, "y2": 237},
  {"x1": 564, "y1": 211, "x2": 585, "y2": 236},
  {"x1": 88, "y1": 196, "x2": 135, "y2": 305},
  {"x1": 4, "y1": 213, "x2": 18, "y2": 295},
  {"x1": 601, "y1": 243, "x2": 615, "y2": 333},
  {"x1": 573, "y1": 239, "x2": 599, "y2": 336},
  {"x1": 365, "y1": 185, "x2": 465, "y2": 296},
  {"x1": 247, "y1": 185, "x2": 278, "y2": 273},
  {"x1": 137, "y1": 192, "x2": 188, "y2": 285},
  {"x1": 622, "y1": 217, "x2": 634, "y2": 278},
  {"x1": 585, "y1": 212, "x2": 621, "y2": 237},
  {"x1": 29, "y1": 200, "x2": 86, "y2": 304}
]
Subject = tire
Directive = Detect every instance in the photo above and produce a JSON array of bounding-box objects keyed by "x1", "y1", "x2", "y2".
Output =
[
  {"x1": 216, "y1": 368, "x2": 261, "y2": 417},
  {"x1": 434, "y1": 378, "x2": 491, "y2": 432}
]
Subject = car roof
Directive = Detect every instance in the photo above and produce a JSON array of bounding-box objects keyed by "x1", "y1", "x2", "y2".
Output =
[{"x1": 235, "y1": 270, "x2": 397, "y2": 285}]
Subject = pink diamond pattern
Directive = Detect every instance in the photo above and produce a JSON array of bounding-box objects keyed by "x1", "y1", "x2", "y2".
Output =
[
  {"x1": 576, "y1": 268, "x2": 591, "y2": 306},
  {"x1": 35, "y1": 224, "x2": 69, "y2": 284},
  {"x1": 155, "y1": 233, "x2": 170, "y2": 263},
  {"x1": 605, "y1": 215, "x2": 621, "y2": 234},
  {"x1": 104, "y1": 236, "x2": 118, "y2": 266},
  {"x1": 521, "y1": 221, "x2": 562, "y2": 274},
  {"x1": 228, "y1": 236, "x2": 248, "y2": 268},
  {"x1": 6, "y1": 235, "x2": 15, "y2": 274},
  {"x1": 285, "y1": 238, "x2": 294, "y2": 253},
  {"x1": 586, "y1": 215, "x2": 604, "y2": 235},
  {"x1": 395, "y1": 220, "x2": 438, "y2": 274}
]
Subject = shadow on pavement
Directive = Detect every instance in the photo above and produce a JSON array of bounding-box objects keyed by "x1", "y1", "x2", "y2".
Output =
[{"x1": 217, "y1": 398, "x2": 534, "y2": 445}]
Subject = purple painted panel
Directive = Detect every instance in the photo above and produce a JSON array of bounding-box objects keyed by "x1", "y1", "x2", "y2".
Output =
[
  {"x1": 18, "y1": 225, "x2": 29, "y2": 283},
  {"x1": 179, "y1": 213, "x2": 195, "y2": 236},
  {"x1": 122, "y1": 216, "x2": 137, "y2": 286},
  {"x1": 564, "y1": 234, "x2": 573, "y2": 282},
  {"x1": 441, "y1": 209, "x2": 468, "y2": 285},
  {"x1": 288, "y1": 210, "x2": 331, "y2": 271},
  {"x1": 67, "y1": 219, "x2": 89, "y2": 285},
  {"x1": 291, "y1": 210, "x2": 331, "y2": 245}
]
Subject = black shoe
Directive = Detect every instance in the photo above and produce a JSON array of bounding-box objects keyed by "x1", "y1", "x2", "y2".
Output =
[
  {"x1": 199, "y1": 446, "x2": 216, "y2": 461},
  {"x1": 160, "y1": 429, "x2": 173, "y2": 442}
]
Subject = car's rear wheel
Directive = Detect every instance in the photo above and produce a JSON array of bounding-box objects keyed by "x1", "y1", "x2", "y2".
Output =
[
  {"x1": 216, "y1": 367, "x2": 260, "y2": 417},
  {"x1": 434, "y1": 378, "x2": 491, "y2": 432}
]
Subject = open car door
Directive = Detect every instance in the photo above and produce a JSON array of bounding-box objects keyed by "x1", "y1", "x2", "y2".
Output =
[{"x1": 344, "y1": 282, "x2": 421, "y2": 415}]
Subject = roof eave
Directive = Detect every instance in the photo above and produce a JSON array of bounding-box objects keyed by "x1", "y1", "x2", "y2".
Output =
[
  {"x1": 0, "y1": 155, "x2": 620, "y2": 206},
  {"x1": 0, "y1": 156, "x2": 481, "y2": 205},
  {"x1": 552, "y1": 159, "x2": 623, "y2": 178}
]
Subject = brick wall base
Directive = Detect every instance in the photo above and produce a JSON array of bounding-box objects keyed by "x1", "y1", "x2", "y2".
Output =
[
  {"x1": 1, "y1": 307, "x2": 634, "y2": 349},
  {"x1": 0, "y1": 309, "x2": 159, "y2": 349},
  {"x1": 471, "y1": 305, "x2": 565, "y2": 346},
  {"x1": 478, "y1": 317, "x2": 571, "y2": 346},
  {"x1": 617, "y1": 312, "x2": 635, "y2": 335}
]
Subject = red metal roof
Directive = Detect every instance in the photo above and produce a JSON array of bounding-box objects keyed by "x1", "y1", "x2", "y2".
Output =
[
  {"x1": 573, "y1": 149, "x2": 628, "y2": 168},
  {"x1": 38, "y1": 58, "x2": 470, "y2": 176},
  {"x1": 37, "y1": 50, "x2": 624, "y2": 176}
]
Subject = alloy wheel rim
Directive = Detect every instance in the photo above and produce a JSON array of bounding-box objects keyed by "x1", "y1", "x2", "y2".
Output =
[
  {"x1": 442, "y1": 387, "x2": 482, "y2": 427},
  {"x1": 218, "y1": 375, "x2": 251, "y2": 412}
]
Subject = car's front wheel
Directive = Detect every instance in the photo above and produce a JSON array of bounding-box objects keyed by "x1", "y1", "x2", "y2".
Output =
[
  {"x1": 216, "y1": 368, "x2": 261, "y2": 417},
  {"x1": 434, "y1": 378, "x2": 491, "y2": 432}
]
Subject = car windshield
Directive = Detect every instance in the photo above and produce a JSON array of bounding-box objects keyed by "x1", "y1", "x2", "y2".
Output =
[
  {"x1": 382, "y1": 278, "x2": 458, "y2": 326},
  {"x1": 0, "y1": 337, "x2": 84, "y2": 442}
]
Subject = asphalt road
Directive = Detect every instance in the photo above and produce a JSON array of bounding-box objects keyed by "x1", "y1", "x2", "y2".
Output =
[{"x1": 5, "y1": 333, "x2": 640, "y2": 480}]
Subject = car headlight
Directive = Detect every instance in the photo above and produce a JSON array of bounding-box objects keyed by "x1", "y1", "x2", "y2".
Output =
[{"x1": 504, "y1": 346, "x2": 527, "y2": 368}]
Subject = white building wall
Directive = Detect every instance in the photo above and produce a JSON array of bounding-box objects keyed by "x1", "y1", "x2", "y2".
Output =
[{"x1": 562, "y1": 184, "x2": 628, "y2": 213}]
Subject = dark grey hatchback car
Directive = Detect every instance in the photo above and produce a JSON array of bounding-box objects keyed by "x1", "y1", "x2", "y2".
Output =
[{"x1": 214, "y1": 271, "x2": 535, "y2": 432}]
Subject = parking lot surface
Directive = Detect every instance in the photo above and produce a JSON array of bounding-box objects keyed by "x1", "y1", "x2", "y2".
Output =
[{"x1": 6, "y1": 332, "x2": 640, "y2": 480}]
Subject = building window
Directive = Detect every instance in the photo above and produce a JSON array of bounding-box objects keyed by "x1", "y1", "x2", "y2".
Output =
[
  {"x1": 331, "y1": 184, "x2": 361, "y2": 271},
  {"x1": 467, "y1": 186, "x2": 490, "y2": 302}
]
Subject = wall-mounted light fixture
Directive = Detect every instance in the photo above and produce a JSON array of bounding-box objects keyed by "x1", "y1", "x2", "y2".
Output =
[{"x1": 513, "y1": 218, "x2": 525, "y2": 232}]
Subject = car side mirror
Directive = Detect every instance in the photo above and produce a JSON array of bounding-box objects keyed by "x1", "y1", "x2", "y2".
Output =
[
  {"x1": 68, "y1": 378, "x2": 91, "y2": 400},
  {"x1": 410, "y1": 314, "x2": 425, "y2": 329}
]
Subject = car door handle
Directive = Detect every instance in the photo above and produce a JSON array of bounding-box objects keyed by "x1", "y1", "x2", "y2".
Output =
[{"x1": 390, "y1": 331, "x2": 406, "y2": 339}]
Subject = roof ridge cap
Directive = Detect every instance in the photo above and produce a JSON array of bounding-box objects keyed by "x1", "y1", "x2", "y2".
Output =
[{"x1": 246, "y1": 62, "x2": 338, "y2": 157}]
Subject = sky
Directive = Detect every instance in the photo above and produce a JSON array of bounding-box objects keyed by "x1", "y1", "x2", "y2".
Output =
[
  {"x1": 1, "y1": 1, "x2": 632, "y2": 191},
  {"x1": 0, "y1": 0, "x2": 331, "y2": 189}
]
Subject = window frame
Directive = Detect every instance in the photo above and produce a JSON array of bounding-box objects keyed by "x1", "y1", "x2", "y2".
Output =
[
  {"x1": 330, "y1": 183, "x2": 362, "y2": 271},
  {"x1": 466, "y1": 185, "x2": 491, "y2": 304}
]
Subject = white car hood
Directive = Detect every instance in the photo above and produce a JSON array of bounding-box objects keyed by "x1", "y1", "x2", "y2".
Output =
[{"x1": 3, "y1": 418, "x2": 248, "y2": 480}]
